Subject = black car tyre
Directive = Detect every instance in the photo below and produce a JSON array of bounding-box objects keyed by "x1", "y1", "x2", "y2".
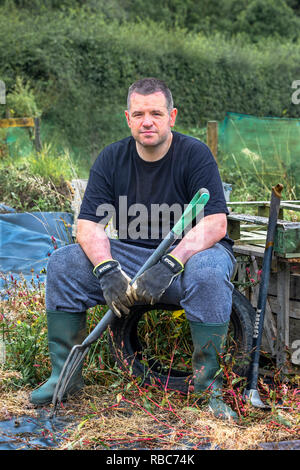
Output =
[{"x1": 108, "y1": 288, "x2": 255, "y2": 393}]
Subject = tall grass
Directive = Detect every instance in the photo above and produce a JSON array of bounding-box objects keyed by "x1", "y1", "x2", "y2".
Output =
[{"x1": 0, "y1": 143, "x2": 78, "y2": 212}]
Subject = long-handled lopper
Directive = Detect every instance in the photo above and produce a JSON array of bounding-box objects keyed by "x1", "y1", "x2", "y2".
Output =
[
  {"x1": 243, "y1": 183, "x2": 283, "y2": 408},
  {"x1": 50, "y1": 187, "x2": 210, "y2": 417}
]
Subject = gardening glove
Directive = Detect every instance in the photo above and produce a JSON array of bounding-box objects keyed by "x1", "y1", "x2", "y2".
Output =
[
  {"x1": 93, "y1": 259, "x2": 135, "y2": 318},
  {"x1": 131, "y1": 254, "x2": 184, "y2": 305}
]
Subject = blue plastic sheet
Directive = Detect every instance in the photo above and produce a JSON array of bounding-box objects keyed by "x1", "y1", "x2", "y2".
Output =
[
  {"x1": 0, "y1": 412, "x2": 75, "y2": 450},
  {"x1": 0, "y1": 210, "x2": 73, "y2": 293}
]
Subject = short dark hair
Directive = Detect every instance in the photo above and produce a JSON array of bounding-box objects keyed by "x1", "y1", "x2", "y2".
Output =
[{"x1": 127, "y1": 77, "x2": 174, "y2": 113}]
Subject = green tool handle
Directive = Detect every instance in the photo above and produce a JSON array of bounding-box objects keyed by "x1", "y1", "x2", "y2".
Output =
[
  {"x1": 172, "y1": 187, "x2": 210, "y2": 236},
  {"x1": 82, "y1": 188, "x2": 210, "y2": 346}
]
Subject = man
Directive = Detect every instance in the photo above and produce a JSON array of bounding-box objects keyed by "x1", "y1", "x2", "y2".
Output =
[{"x1": 30, "y1": 78, "x2": 237, "y2": 420}]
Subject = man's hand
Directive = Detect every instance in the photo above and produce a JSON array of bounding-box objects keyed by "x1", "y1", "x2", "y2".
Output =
[
  {"x1": 132, "y1": 254, "x2": 184, "y2": 305},
  {"x1": 93, "y1": 260, "x2": 135, "y2": 318}
]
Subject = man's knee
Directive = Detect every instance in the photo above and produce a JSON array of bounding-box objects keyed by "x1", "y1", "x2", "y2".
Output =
[
  {"x1": 184, "y1": 247, "x2": 232, "y2": 287},
  {"x1": 45, "y1": 243, "x2": 101, "y2": 312},
  {"x1": 185, "y1": 267, "x2": 231, "y2": 300},
  {"x1": 47, "y1": 243, "x2": 89, "y2": 276}
]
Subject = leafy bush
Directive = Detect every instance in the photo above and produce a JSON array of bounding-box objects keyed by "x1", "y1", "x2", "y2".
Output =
[
  {"x1": 2, "y1": 76, "x2": 42, "y2": 119},
  {"x1": 0, "y1": 6, "x2": 300, "y2": 165},
  {"x1": 236, "y1": 0, "x2": 300, "y2": 42},
  {"x1": 5, "y1": 0, "x2": 300, "y2": 39},
  {"x1": 0, "y1": 151, "x2": 74, "y2": 212}
]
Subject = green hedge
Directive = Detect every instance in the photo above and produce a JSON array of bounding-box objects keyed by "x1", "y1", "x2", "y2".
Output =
[{"x1": 0, "y1": 8, "x2": 300, "y2": 163}]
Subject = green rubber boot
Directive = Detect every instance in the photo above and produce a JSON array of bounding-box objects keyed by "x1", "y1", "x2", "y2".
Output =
[
  {"x1": 30, "y1": 310, "x2": 86, "y2": 405},
  {"x1": 189, "y1": 321, "x2": 238, "y2": 421}
]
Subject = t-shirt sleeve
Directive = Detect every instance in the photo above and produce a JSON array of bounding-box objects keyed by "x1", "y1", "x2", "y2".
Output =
[
  {"x1": 186, "y1": 142, "x2": 228, "y2": 217},
  {"x1": 78, "y1": 150, "x2": 115, "y2": 225}
]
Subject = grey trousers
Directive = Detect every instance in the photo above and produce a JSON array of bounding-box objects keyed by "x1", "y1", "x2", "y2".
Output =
[{"x1": 46, "y1": 239, "x2": 236, "y2": 324}]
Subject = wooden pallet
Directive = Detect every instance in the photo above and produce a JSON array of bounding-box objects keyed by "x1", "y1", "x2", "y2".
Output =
[
  {"x1": 227, "y1": 205, "x2": 300, "y2": 258},
  {"x1": 228, "y1": 202, "x2": 300, "y2": 373}
]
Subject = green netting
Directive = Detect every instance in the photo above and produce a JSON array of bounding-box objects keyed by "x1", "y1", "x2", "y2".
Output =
[
  {"x1": 0, "y1": 127, "x2": 35, "y2": 159},
  {"x1": 218, "y1": 112, "x2": 300, "y2": 199}
]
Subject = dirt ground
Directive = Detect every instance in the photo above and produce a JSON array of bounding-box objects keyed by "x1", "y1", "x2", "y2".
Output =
[{"x1": 1, "y1": 377, "x2": 299, "y2": 451}]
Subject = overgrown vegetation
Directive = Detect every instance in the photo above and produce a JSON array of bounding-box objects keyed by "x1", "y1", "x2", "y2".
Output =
[
  {"x1": 0, "y1": 144, "x2": 76, "y2": 212},
  {"x1": 4, "y1": 77, "x2": 42, "y2": 119},
  {"x1": 0, "y1": 276, "x2": 299, "y2": 450},
  {"x1": 4, "y1": 0, "x2": 300, "y2": 40},
  {"x1": 1, "y1": 1, "x2": 300, "y2": 165}
]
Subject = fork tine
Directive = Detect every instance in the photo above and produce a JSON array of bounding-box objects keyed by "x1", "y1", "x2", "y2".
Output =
[
  {"x1": 51, "y1": 345, "x2": 84, "y2": 416},
  {"x1": 57, "y1": 347, "x2": 89, "y2": 402}
]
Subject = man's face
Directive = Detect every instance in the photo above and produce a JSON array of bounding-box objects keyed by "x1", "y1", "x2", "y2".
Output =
[{"x1": 125, "y1": 92, "x2": 177, "y2": 148}]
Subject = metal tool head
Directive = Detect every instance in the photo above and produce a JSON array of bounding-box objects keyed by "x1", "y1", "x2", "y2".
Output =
[
  {"x1": 50, "y1": 344, "x2": 89, "y2": 418},
  {"x1": 243, "y1": 388, "x2": 271, "y2": 409}
]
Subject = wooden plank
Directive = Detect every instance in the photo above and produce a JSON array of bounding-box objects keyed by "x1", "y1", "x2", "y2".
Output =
[
  {"x1": 269, "y1": 271, "x2": 300, "y2": 298},
  {"x1": 237, "y1": 230, "x2": 267, "y2": 244},
  {"x1": 0, "y1": 117, "x2": 35, "y2": 128},
  {"x1": 278, "y1": 253, "x2": 300, "y2": 259},
  {"x1": 240, "y1": 224, "x2": 267, "y2": 231},
  {"x1": 228, "y1": 213, "x2": 299, "y2": 227},
  {"x1": 228, "y1": 200, "x2": 300, "y2": 206},
  {"x1": 236, "y1": 240, "x2": 266, "y2": 246},
  {"x1": 34, "y1": 117, "x2": 42, "y2": 152},
  {"x1": 240, "y1": 230, "x2": 267, "y2": 237},
  {"x1": 240, "y1": 230, "x2": 266, "y2": 237},
  {"x1": 258, "y1": 204, "x2": 270, "y2": 218},
  {"x1": 268, "y1": 296, "x2": 300, "y2": 320},
  {"x1": 276, "y1": 261, "x2": 290, "y2": 370},
  {"x1": 280, "y1": 202, "x2": 300, "y2": 211},
  {"x1": 227, "y1": 218, "x2": 240, "y2": 240},
  {"x1": 71, "y1": 179, "x2": 87, "y2": 238},
  {"x1": 240, "y1": 236, "x2": 266, "y2": 242},
  {"x1": 233, "y1": 244, "x2": 266, "y2": 258}
]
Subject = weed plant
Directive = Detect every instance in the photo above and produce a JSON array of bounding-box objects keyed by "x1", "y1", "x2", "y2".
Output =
[{"x1": 0, "y1": 273, "x2": 48, "y2": 389}]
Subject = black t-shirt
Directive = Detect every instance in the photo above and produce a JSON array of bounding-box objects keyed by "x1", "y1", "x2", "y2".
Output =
[{"x1": 78, "y1": 131, "x2": 234, "y2": 253}]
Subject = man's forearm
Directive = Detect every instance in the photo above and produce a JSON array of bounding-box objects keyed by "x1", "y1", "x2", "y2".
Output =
[
  {"x1": 76, "y1": 219, "x2": 113, "y2": 267},
  {"x1": 170, "y1": 213, "x2": 227, "y2": 265}
]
